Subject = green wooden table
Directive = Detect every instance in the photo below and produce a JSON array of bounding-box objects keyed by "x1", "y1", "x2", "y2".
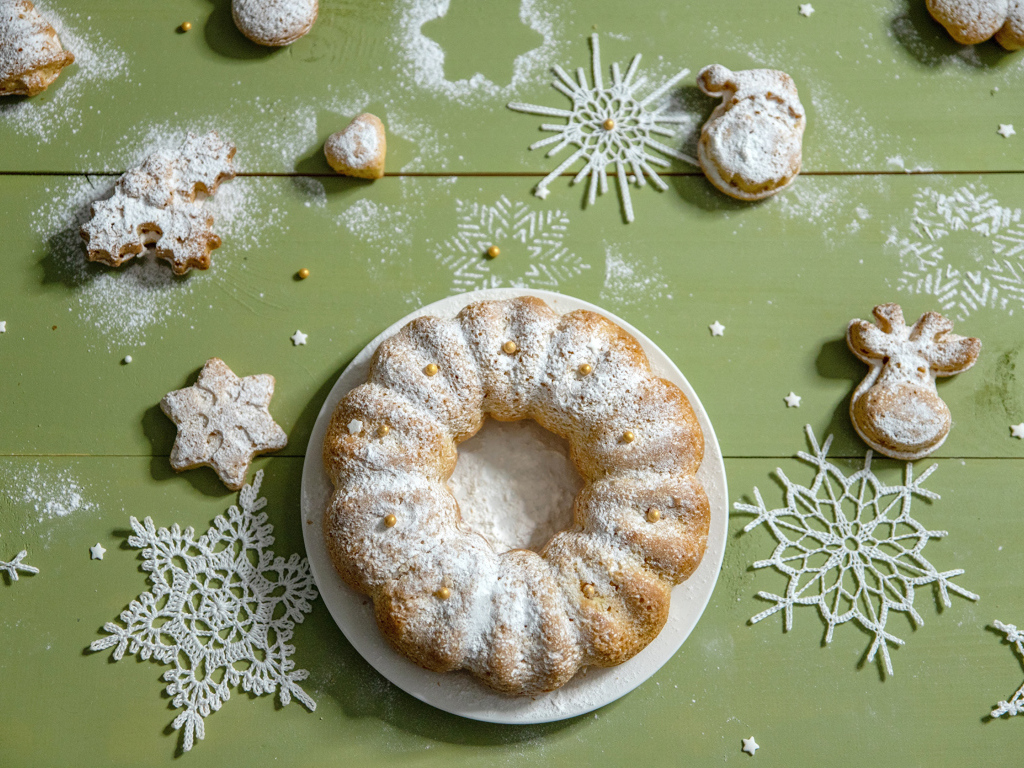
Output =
[{"x1": 2, "y1": 1, "x2": 1023, "y2": 765}]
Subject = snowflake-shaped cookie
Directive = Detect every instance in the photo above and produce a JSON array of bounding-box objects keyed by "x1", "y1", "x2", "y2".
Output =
[
  {"x1": 80, "y1": 132, "x2": 236, "y2": 275},
  {"x1": 735, "y1": 425, "x2": 977, "y2": 676},
  {"x1": 926, "y1": 0, "x2": 1024, "y2": 49},
  {"x1": 160, "y1": 358, "x2": 288, "y2": 490},
  {"x1": 90, "y1": 471, "x2": 318, "y2": 752},
  {"x1": 1, "y1": 549, "x2": 38, "y2": 582},
  {"x1": 508, "y1": 34, "x2": 696, "y2": 223}
]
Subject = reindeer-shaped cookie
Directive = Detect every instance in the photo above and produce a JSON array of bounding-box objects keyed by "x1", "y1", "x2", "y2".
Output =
[
  {"x1": 846, "y1": 304, "x2": 981, "y2": 460},
  {"x1": 696, "y1": 64, "x2": 805, "y2": 201}
]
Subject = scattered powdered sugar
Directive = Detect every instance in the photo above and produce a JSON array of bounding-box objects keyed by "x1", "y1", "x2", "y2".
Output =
[
  {"x1": 394, "y1": 0, "x2": 563, "y2": 106},
  {"x1": 2, "y1": 462, "x2": 97, "y2": 524},
  {"x1": 449, "y1": 418, "x2": 581, "y2": 553},
  {"x1": 34, "y1": 160, "x2": 289, "y2": 348},
  {"x1": 0, "y1": 2, "x2": 130, "y2": 142},
  {"x1": 340, "y1": 199, "x2": 416, "y2": 256},
  {"x1": 601, "y1": 245, "x2": 671, "y2": 308},
  {"x1": 773, "y1": 174, "x2": 885, "y2": 245}
]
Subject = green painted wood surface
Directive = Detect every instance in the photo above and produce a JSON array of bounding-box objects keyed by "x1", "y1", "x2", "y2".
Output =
[
  {"x1": 2, "y1": 0, "x2": 1023, "y2": 766},
  {"x1": 1, "y1": 1, "x2": 1024, "y2": 174}
]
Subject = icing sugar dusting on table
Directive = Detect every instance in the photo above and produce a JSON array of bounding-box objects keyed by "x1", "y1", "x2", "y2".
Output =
[
  {"x1": 2, "y1": 463, "x2": 97, "y2": 524},
  {"x1": 394, "y1": 0, "x2": 562, "y2": 106},
  {"x1": 449, "y1": 419, "x2": 581, "y2": 553}
]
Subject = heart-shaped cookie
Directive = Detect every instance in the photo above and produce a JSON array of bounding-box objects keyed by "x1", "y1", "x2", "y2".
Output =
[{"x1": 324, "y1": 113, "x2": 387, "y2": 180}]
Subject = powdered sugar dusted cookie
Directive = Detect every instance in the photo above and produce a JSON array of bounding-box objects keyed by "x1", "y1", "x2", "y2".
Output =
[
  {"x1": 232, "y1": 0, "x2": 318, "y2": 47},
  {"x1": 160, "y1": 358, "x2": 288, "y2": 490},
  {"x1": 927, "y1": 0, "x2": 1024, "y2": 49},
  {"x1": 696, "y1": 65, "x2": 805, "y2": 202},
  {"x1": 324, "y1": 113, "x2": 386, "y2": 179},
  {"x1": 80, "y1": 132, "x2": 236, "y2": 275},
  {"x1": 0, "y1": 0, "x2": 74, "y2": 96},
  {"x1": 847, "y1": 303, "x2": 981, "y2": 460}
]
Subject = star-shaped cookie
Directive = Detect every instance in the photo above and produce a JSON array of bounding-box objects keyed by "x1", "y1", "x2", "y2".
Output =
[{"x1": 160, "y1": 358, "x2": 288, "y2": 490}]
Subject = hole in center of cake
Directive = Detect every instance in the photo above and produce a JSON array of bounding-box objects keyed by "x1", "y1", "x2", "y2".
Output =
[{"x1": 448, "y1": 418, "x2": 583, "y2": 554}]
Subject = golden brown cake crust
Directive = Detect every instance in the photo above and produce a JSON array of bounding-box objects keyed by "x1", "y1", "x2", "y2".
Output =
[
  {"x1": 0, "y1": 0, "x2": 75, "y2": 97},
  {"x1": 322, "y1": 297, "x2": 710, "y2": 695}
]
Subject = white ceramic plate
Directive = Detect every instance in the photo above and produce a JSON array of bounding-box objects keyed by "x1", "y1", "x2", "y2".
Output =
[{"x1": 300, "y1": 288, "x2": 728, "y2": 724}]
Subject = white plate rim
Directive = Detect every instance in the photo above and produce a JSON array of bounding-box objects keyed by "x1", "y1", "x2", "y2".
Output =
[{"x1": 300, "y1": 288, "x2": 728, "y2": 724}]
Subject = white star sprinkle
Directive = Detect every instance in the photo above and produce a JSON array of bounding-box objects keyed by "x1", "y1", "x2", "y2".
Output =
[
  {"x1": 347, "y1": 419, "x2": 363, "y2": 435},
  {"x1": 1011, "y1": 423, "x2": 1024, "y2": 439},
  {"x1": 534, "y1": 187, "x2": 550, "y2": 200},
  {"x1": 709, "y1": 321, "x2": 726, "y2": 337},
  {"x1": 291, "y1": 330, "x2": 308, "y2": 346},
  {"x1": 784, "y1": 392, "x2": 802, "y2": 408},
  {"x1": 998, "y1": 124, "x2": 1016, "y2": 138},
  {"x1": 90, "y1": 543, "x2": 106, "y2": 560},
  {"x1": 799, "y1": 3, "x2": 814, "y2": 16},
  {"x1": 742, "y1": 736, "x2": 760, "y2": 755},
  {"x1": 0, "y1": 320, "x2": 6, "y2": 333}
]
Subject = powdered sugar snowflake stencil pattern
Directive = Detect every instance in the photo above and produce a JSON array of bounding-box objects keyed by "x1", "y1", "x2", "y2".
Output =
[
  {"x1": 434, "y1": 195, "x2": 589, "y2": 291},
  {"x1": 1, "y1": 550, "x2": 38, "y2": 582},
  {"x1": 735, "y1": 425, "x2": 977, "y2": 676},
  {"x1": 992, "y1": 620, "x2": 1024, "y2": 718},
  {"x1": 89, "y1": 471, "x2": 318, "y2": 753},
  {"x1": 889, "y1": 184, "x2": 1024, "y2": 319},
  {"x1": 508, "y1": 34, "x2": 696, "y2": 223}
]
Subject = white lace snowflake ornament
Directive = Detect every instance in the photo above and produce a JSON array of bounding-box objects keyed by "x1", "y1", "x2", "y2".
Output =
[
  {"x1": 735, "y1": 425, "x2": 977, "y2": 676},
  {"x1": 90, "y1": 471, "x2": 318, "y2": 752},
  {"x1": 992, "y1": 620, "x2": 1024, "y2": 718},
  {"x1": 508, "y1": 34, "x2": 697, "y2": 223},
  {"x1": 1, "y1": 549, "x2": 38, "y2": 582}
]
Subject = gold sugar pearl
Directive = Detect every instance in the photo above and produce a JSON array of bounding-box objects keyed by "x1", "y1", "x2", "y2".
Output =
[
  {"x1": 377, "y1": 424, "x2": 391, "y2": 437},
  {"x1": 502, "y1": 340, "x2": 518, "y2": 354},
  {"x1": 436, "y1": 587, "x2": 451, "y2": 600},
  {"x1": 424, "y1": 363, "x2": 439, "y2": 376},
  {"x1": 297, "y1": 268, "x2": 310, "y2": 279},
  {"x1": 487, "y1": 245, "x2": 501, "y2": 258},
  {"x1": 602, "y1": 118, "x2": 616, "y2": 131},
  {"x1": 180, "y1": 21, "x2": 192, "y2": 32},
  {"x1": 383, "y1": 514, "x2": 397, "y2": 528},
  {"x1": 578, "y1": 363, "x2": 593, "y2": 376},
  {"x1": 622, "y1": 430, "x2": 635, "y2": 443},
  {"x1": 582, "y1": 584, "x2": 597, "y2": 599},
  {"x1": 646, "y1": 508, "x2": 662, "y2": 523}
]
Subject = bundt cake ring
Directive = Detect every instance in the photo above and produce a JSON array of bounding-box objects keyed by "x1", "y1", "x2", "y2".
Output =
[{"x1": 300, "y1": 289, "x2": 727, "y2": 720}]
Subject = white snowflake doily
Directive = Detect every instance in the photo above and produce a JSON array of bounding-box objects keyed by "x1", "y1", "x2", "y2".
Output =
[
  {"x1": 890, "y1": 184, "x2": 1024, "y2": 319},
  {"x1": 735, "y1": 425, "x2": 977, "y2": 676},
  {"x1": 508, "y1": 33, "x2": 696, "y2": 223},
  {"x1": 434, "y1": 194, "x2": 589, "y2": 291},
  {"x1": 992, "y1": 620, "x2": 1024, "y2": 718},
  {"x1": 1, "y1": 550, "x2": 39, "y2": 582},
  {"x1": 90, "y1": 471, "x2": 318, "y2": 752}
]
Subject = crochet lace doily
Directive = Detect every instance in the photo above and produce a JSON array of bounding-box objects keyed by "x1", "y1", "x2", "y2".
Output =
[
  {"x1": 90, "y1": 471, "x2": 318, "y2": 752},
  {"x1": 735, "y1": 425, "x2": 977, "y2": 676}
]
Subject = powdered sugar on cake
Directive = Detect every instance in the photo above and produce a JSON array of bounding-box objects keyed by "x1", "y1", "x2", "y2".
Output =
[{"x1": 449, "y1": 419, "x2": 581, "y2": 553}]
